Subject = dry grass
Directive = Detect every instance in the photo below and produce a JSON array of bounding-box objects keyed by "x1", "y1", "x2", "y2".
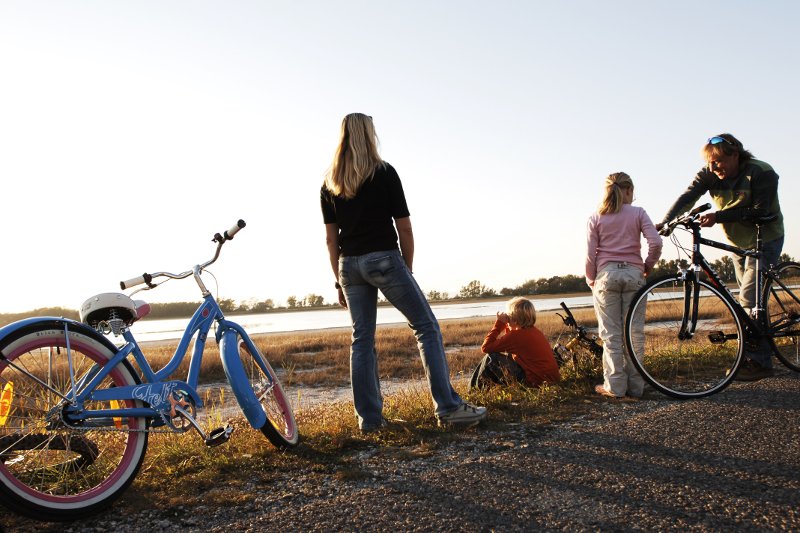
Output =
[{"x1": 1, "y1": 307, "x2": 599, "y2": 510}]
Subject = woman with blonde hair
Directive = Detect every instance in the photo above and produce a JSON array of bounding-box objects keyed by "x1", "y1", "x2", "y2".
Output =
[
  {"x1": 586, "y1": 172, "x2": 662, "y2": 399},
  {"x1": 321, "y1": 113, "x2": 487, "y2": 431}
]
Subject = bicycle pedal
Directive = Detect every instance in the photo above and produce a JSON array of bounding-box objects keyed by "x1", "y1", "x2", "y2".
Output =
[{"x1": 204, "y1": 424, "x2": 234, "y2": 447}]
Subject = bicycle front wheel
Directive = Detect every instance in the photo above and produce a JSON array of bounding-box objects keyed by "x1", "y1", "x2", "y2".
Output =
[
  {"x1": 238, "y1": 341, "x2": 299, "y2": 449},
  {"x1": 0, "y1": 322, "x2": 148, "y2": 520},
  {"x1": 625, "y1": 275, "x2": 744, "y2": 399},
  {"x1": 764, "y1": 261, "x2": 800, "y2": 372}
]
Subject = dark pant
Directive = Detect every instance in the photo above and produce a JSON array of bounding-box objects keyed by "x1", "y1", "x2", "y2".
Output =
[{"x1": 469, "y1": 353, "x2": 527, "y2": 390}]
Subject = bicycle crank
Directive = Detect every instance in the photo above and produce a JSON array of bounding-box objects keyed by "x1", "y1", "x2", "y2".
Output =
[{"x1": 171, "y1": 404, "x2": 234, "y2": 446}]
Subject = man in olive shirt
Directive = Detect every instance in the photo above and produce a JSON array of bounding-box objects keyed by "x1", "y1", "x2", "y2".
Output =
[{"x1": 658, "y1": 133, "x2": 784, "y2": 381}]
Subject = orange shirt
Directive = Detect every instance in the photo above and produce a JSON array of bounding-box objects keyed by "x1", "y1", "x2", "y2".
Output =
[{"x1": 481, "y1": 319, "x2": 561, "y2": 386}]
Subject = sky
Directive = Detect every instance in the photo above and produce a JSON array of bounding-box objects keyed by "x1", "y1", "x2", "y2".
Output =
[{"x1": 1, "y1": 1, "x2": 798, "y2": 314}]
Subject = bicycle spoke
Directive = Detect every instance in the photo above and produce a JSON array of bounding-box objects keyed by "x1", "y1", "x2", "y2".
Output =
[{"x1": 765, "y1": 262, "x2": 800, "y2": 371}]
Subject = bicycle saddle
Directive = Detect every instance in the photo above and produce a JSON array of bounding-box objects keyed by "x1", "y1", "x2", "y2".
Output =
[{"x1": 80, "y1": 292, "x2": 151, "y2": 326}]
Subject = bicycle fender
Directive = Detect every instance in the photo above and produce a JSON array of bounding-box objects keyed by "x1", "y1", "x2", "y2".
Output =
[
  {"x1": 219, "y1": 329, "x2": 267, "y2": 430},
  {"x1": 0, "y1": 316, "x2": 119, "y2": 356}
]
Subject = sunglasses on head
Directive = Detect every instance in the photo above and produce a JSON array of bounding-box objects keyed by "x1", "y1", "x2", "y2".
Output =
[{"x1": 708, "y1": 136, "x2": 734, "y2": 146}]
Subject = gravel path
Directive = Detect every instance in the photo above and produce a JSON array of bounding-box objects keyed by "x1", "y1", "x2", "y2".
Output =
[{"x1": 3, "y1": 371, "x2": 799, "y2": 532}]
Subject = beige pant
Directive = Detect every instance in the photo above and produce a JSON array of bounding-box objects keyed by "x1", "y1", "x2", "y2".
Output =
[{"x1": 592, "y1": 263, "x2": 646, "y2": 397}]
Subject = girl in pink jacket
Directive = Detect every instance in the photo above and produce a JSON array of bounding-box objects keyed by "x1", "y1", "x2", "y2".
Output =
[{"x1": 586, "y1": 172, "x2": 662, "y2": 399}]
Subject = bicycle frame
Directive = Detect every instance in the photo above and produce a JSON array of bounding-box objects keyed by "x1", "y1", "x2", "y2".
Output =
[{"x1": 666, "y1": 209, "x2": 792, "y2": 349}]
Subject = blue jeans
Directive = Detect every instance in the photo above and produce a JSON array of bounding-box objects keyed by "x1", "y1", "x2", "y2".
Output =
[{"x1": 339, "y1": 250, "x2": 462, "y2": 429}]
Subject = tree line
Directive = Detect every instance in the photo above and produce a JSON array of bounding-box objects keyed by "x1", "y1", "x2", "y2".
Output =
[{"x1": 0, "y1": 253, "x2": 794, "y2": 324}]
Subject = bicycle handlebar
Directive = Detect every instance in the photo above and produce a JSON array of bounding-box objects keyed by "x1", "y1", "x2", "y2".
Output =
[
  {"x1": 120, "y1": 219, "x2": 246, "y2": 290},
  {"x1": 659, "y1": 203, "x2": 711, "y2": 236},
  {"x1": 558, "y1": 301, "x2": 577, "y2": 328}
]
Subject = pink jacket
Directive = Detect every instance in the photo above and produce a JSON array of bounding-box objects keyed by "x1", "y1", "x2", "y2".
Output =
[{"x1": 585, "y1": 204, "x2": 662, "y2": 287}]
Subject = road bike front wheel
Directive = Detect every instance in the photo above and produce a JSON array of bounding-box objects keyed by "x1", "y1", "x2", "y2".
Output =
[
  {"x1": 0, "y1": 322, "x2": 148, "y2": 520},
  {"x1": 624, "y1": 275, "x2": 744, "y2": 399},
  {"x1": 764, "y1": 261, "x2": 800, "y2": 372},
  {"x1": 238, "y1": 341, "x2": 299, "y2": 449}
]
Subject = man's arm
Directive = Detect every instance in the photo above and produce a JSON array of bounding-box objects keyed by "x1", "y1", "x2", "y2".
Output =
[{"x1": 659, "y1": 170, "x2": 711, "y2": 226}]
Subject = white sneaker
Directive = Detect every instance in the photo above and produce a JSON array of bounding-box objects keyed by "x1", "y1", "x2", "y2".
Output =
[{"x1": 437, "y1": 403, "x2": 487, "y2": 427}]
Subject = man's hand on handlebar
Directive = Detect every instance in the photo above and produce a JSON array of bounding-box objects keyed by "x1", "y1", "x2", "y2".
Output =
[{"x1": 698, "y1": 212, "x2": 717, "y2": 227}]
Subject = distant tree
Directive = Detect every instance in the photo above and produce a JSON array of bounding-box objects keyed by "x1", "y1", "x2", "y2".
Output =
[
  {"x1": 458, "y1": 280, "x2": 494, "y2": 299},
  {"x1": 248, "y1": 299, "x2": 275, "y2": 313},
  {"x1": 217, "y1": 298, "x2": 236, "y2": 313},
  {"x1": 516, "y1": 279, "x2": 538, "y2": 295},
  {"x1": 710, "y1": 256, "x2": 736, "y2": 282},
  {"x1": 286, "y1": 296, "x2": 297, "y2": 308},
  {"x1": 650, "y1": 259, "x2": 690, "y2": 279},
  {"x1": 427, "y1": 290, "x2": 449, "y2": 301},
  {"x1": 779, "y1": 252, "x2": 796, "y2": 264},
  {"x1": 303, "y1": 294, "x2": 325, "y2": 307}
]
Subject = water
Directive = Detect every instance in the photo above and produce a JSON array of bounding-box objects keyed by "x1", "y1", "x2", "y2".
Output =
[{"x1": 130, "y1": 295, "x2": 595, "y2": 343}]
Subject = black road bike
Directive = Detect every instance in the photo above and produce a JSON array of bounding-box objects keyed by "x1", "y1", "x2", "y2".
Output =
[{"x1": 623, "y1": 204, "x2": 800, "y2": 399}]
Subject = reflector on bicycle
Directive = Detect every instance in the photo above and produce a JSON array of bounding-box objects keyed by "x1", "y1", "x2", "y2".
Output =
[
  {"x1": 0, "y1": 381, "x2": 13, "y2": 426},
  {"x1": 110, "y1": 399, "x2": 122, "y2": 429}
]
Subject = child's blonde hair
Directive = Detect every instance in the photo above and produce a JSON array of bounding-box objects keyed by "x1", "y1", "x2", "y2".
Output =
[
  {"x1": 598, "y1": 172, "x2": 634, "y2": 215},
  {"x1": 507, "y1": 297, "x2": 536, "y2": 328}
]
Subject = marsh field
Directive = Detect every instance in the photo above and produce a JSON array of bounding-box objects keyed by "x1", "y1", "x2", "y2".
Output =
[
  {"x1": 3, "y1": 306, "x2": 606, "y2": 528},
  {"x1": 143, "y1": 304, "x2": 600, "y2": 391}
]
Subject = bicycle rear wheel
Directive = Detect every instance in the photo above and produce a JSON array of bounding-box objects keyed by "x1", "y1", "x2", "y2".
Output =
[
  {"x1": 764, "y1": 261, "x2": 800, "y2": 372},
  {"x1": 0, "y1": 322, "x2": 148, "y2": 520},
  {"x1": 238, "y1": 341, "x2": 299, "y2": 449},
  {"x1": 625, "y1": 275, "x2": 744, "y2": 399}
]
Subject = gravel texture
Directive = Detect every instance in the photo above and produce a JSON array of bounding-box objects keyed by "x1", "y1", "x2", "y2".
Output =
[{"x1": 3, "y1": 371, "x2": 799, "y2": 532}]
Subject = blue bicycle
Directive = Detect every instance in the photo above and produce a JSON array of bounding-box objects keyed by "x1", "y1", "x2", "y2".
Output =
[{"x1": 0, "y1": 220, "x2": 298, "y2": 520}]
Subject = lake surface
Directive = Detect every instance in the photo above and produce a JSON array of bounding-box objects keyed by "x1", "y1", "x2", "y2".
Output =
[{"x1": 131, "y1": 295, "x2": 595, "y2": 343}]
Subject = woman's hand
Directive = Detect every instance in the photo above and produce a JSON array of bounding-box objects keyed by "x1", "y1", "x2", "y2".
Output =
[{"x1": 497, "y1": 311, "x2": 510, "y2": 325}]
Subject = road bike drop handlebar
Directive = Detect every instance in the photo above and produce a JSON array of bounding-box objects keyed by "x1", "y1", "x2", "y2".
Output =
[
  {"x1": 658, "y1": 203, "x2": 712, "y2": 237},
  {"x1": 120, "y1": 219, "x2": 246, "y2": 291}
]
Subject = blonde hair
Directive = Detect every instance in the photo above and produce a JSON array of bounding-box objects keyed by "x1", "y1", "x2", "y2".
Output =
[
  {"x1": 598, "y1": 172, "x2": 634, "y2": 215},
  {"x1": 323, "y1": 113, "x2": 385, "y2": 199},
  {"x1": 507, "y1": 297, "x2": 536, "y2": 329}
]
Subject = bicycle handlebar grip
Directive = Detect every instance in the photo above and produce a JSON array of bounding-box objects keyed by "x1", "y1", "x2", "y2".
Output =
[
  {"x1": 224, "y1": 219, "x2": 246, "y2": 240},
  {"x1": 689, "y1": 203, "x2": 712, "y2": 216},
  {"x1": 120, "y1": 273, "x2": 152, "y2": 290}
]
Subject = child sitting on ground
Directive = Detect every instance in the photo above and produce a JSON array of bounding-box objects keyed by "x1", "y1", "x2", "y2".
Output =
[{"x1": 469, "y1": 297, "x2": 561, "y2": 390}]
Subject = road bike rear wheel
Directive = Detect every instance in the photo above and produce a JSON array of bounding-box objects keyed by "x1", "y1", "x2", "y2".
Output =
[
  {"x1": 0, "y1": 322, "x2": 148, "y2": 520},
  {"x1": 624, "y1": 275, "x2": 743, "y2": 399},
  {"x1": 238, "y1": 342, "x2": 299, "y2": 449},
  {"x1": 764, "y1": 261, "x2": 800, "y2": 372}
]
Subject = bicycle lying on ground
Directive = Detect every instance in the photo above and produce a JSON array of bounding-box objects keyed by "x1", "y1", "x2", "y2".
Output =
[
  {"x1": 553, "y1": 302, "x2": 603, "y2": 375},
  {"x1": 0, "y1": 220, "x2": 298, "y2": 520},
  {"x1": 623, "y1": 203, "x2": 800, "y2": 399}
]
